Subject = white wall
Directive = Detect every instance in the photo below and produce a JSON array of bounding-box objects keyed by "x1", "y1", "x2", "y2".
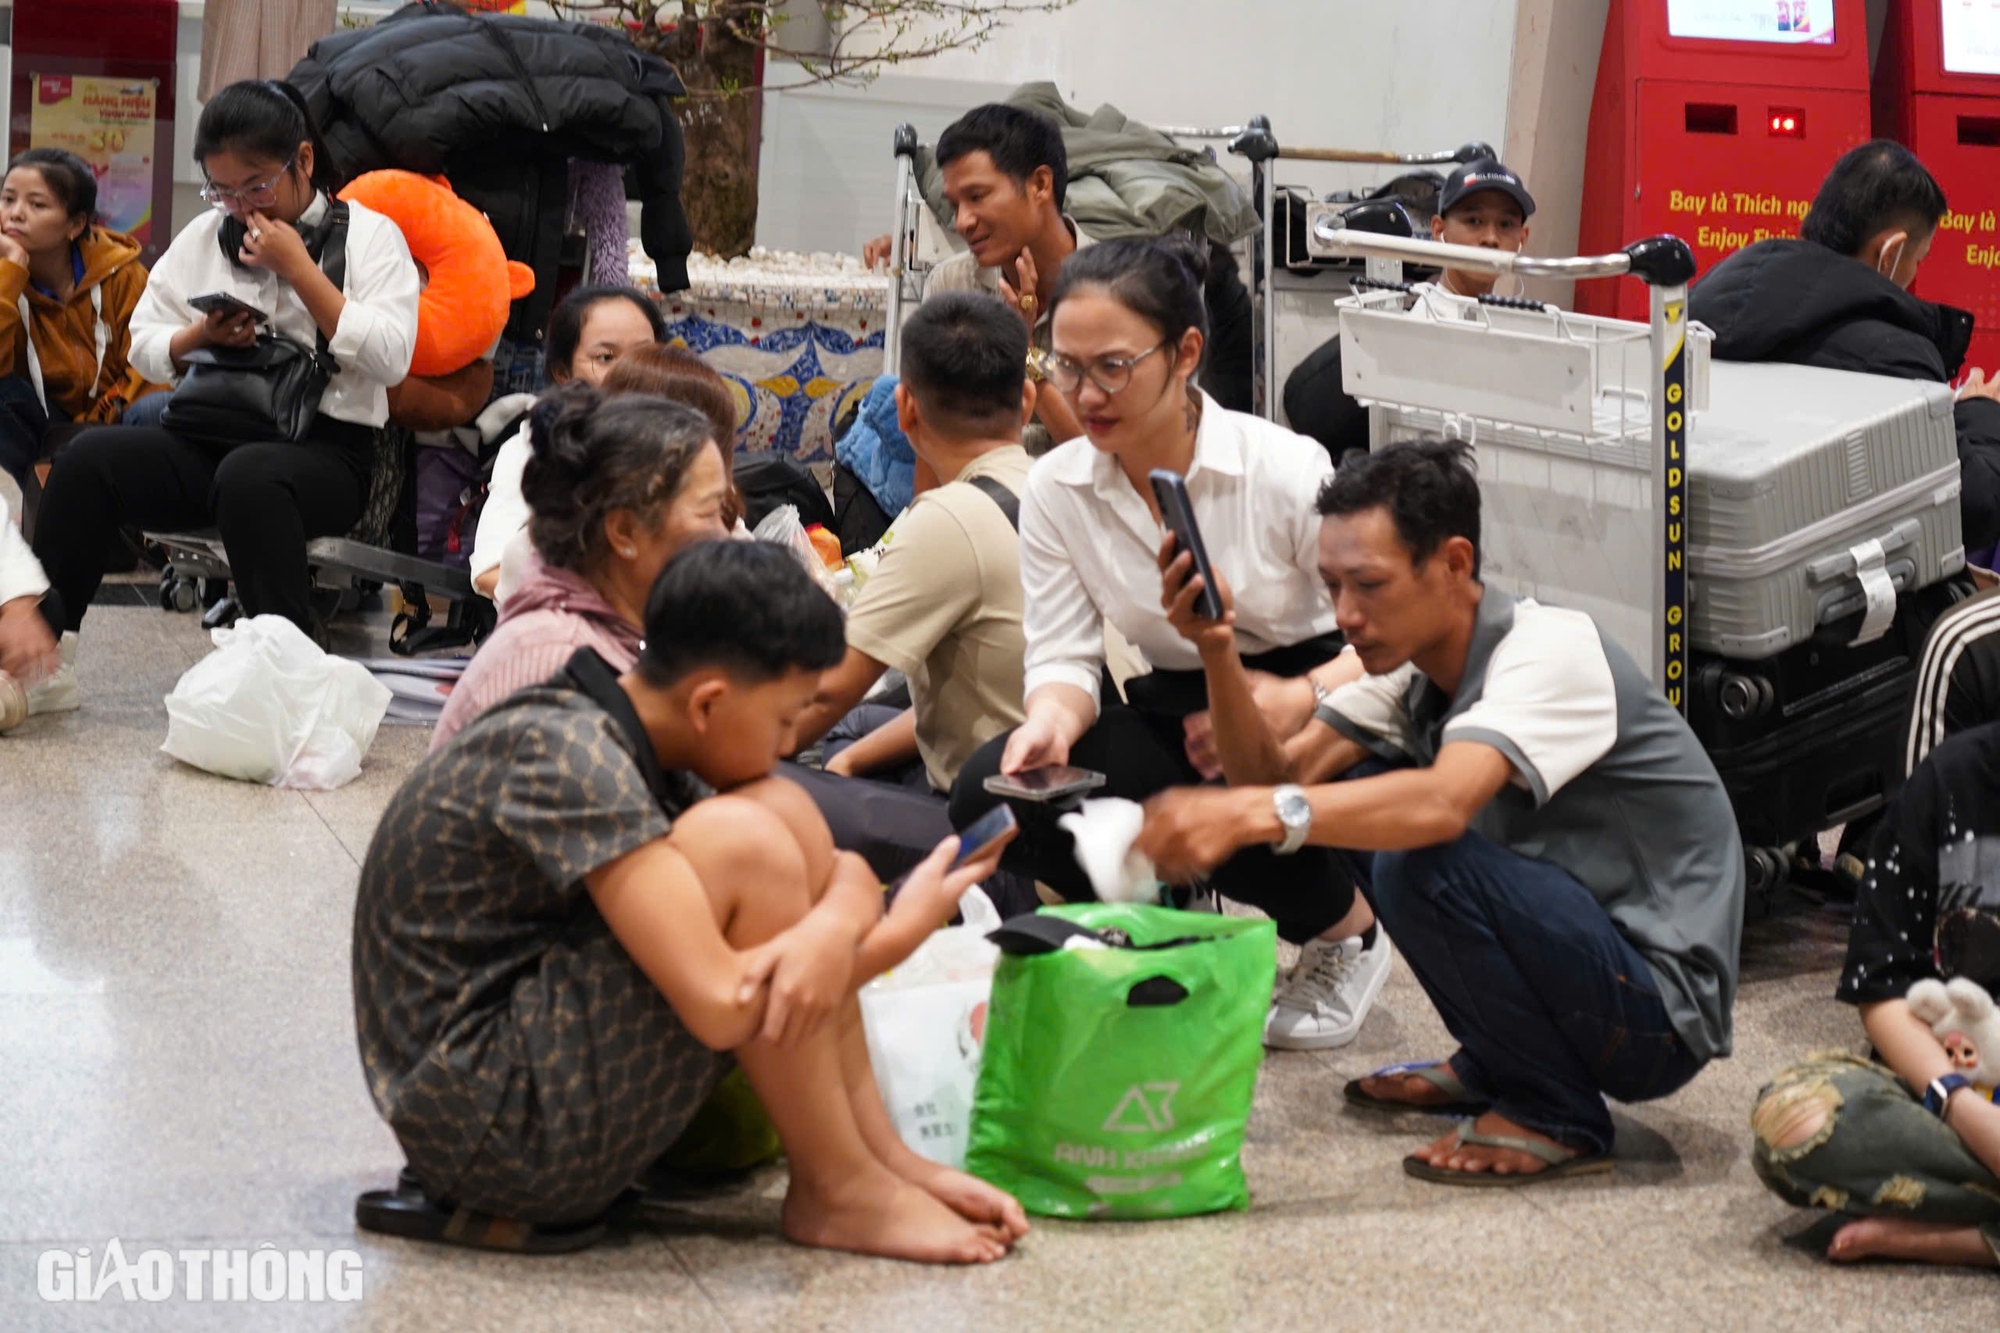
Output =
[
  {"x1": 897, "y1": 0, "x2": 1517, "y2": 191},
  {"x1": 758, "y1": 0, "x2": 1522, "y2": 254},
  {"x1": 1503, "y1": 0, "x2": 1609, "y2": 307}
]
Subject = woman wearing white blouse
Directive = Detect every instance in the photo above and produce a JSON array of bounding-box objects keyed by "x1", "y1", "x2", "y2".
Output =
[
  {"x1": 30, "y1": 80, "x2": 417, "y2": 682},
  {"x1": 948, "y1": 236, "x2": 1390, "y2": 1051}
]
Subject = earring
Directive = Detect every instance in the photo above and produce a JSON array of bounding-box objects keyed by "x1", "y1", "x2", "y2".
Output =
[{"x1": 621, "y1": 547, "x2": 637, "y2": 559}]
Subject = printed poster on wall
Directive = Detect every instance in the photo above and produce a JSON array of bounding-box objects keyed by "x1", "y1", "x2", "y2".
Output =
[{"x1": 28, "y1": 74, "x2": 158, "y2": 249}]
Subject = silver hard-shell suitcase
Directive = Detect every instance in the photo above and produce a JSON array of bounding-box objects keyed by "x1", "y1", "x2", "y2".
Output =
[{"x1": 1688, "y1": 361, "x2": 1963, "y2": 659}]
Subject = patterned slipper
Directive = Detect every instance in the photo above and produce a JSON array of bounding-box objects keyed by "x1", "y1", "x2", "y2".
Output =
[
  {"x1": 355, "y1": 1174, "x2": 607, "y2": 1254},
  {"x1": 1343, "y1": 1059, "x2": 1490, "y2": 1116},
  {"x1": 1402, "y1": 1121, "x2": 1615, "y2": 1188}
]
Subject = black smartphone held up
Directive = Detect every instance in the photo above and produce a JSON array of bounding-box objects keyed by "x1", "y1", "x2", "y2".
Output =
[
  {"x1": 950, "y1": 803, "x2": 1018, "y2": 871},
  {"x1": 983, "y1": 764, "x2": 1109, "y2": 804},
  {"x1": 1148, "y1": 468, "x2": 1224, "y2": 621},
  {"x1": 189, "y1": 292, "x2": 267, "y2": 323}
]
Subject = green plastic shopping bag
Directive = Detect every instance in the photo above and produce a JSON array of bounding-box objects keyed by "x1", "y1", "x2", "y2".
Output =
[{"x1": 963, "y1": 903, "x2": 1277, "y2": 1219}]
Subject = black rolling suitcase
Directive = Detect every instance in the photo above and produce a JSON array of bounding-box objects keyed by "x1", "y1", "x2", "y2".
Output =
[{"x1": 1688, "y1": 581, "x2": 1967, "y2": 893}]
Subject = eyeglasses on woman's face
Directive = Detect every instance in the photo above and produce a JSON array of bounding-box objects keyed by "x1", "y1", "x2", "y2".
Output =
[
  {"x1": 199, "y1": 155, "x2": 297, "y2": 213},
  {"x1": 1045, "y1": 340, "x2": 1172, "y2": 396}
]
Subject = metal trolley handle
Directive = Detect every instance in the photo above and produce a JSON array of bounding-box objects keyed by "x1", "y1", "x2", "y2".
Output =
[
  {"x1": 1228, "y1": 115, "x2": 1495, "y2": 168},
  {"x1": 1316, "y1": 227, "x2": 1701, "y2": 714},
  {"x1": 1307, "y1": 229, "x2": 1697, "y2": 288}
]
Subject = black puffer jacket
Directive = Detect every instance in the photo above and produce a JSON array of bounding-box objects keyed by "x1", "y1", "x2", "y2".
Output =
[
  {"x1": 1691, "y1": 238, "x2": 2000, "y2": 554},
  {"x1": 289, "y1": 1, "x2": 690, "y2": 341}
]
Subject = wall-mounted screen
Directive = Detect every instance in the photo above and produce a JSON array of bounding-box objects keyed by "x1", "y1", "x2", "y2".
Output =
[
  {"x1": 1667, "y1": 0, "x2": 1837, "y2": 45},
  {"x1": 1944, "y1": 1, "x2": 2000, "y2": 76}
]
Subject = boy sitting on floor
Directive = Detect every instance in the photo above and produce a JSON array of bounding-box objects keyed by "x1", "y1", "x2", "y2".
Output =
[{"x1": 351, "y1": 540, "x2": 1027, "y2": 1262}]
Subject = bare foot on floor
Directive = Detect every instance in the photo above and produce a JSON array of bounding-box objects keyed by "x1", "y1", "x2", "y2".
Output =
[
  {"x1": 901, "y1": 1161, "x2": 1031, "y2": 1241},
  {"x1": 1410, "y1": 1112, "x2": 1576, "y2": 1178},
  {"x1": 783, "y1": 1167, "x2": 1012, "y2": 1264},
  {"x1": 1357, "y1": 1068, "x2": 1463, "y2": 1108},
  {"x1": 1828, "y1": 1217, "x2": 1999, "y2": 1267}
]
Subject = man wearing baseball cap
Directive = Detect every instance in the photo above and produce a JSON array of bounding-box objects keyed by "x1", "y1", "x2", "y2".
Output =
[
  {"x1": 1423, "y1": 157, "x2": 1536, "y2": 307},
  {"x1": 1283, "y1": 156, "x2": 1538, "y2": 461}
]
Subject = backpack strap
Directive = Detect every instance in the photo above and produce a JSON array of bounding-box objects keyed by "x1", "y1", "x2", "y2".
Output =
[
  {"x1": 311, "y1": 199, "x2": 350, "y2": 369},
  {"x1": 559, "y1": 646, "x2": 676, "y2": 808},
  {"x1": 962, "y1": 473, "x2": 1020, "y2": 531}
]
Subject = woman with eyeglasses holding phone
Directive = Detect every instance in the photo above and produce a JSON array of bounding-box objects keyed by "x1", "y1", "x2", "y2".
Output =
[
  {"x1": 25, "y1": 80, "x2": 417, "y2": 703},
  {"x1": 948, "y1": 234, "x2": 1390, "y2": 1052}
]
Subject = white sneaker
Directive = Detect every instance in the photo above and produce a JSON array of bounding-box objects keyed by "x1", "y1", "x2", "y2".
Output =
[
  {"x1": 1176, "y1": 884, "x2": 1222, "y2": 914},
  {"x1": 25, "y1": 632, "x2": 79, "y2": 716},
  {"x1": 0, "y1": 670, "x2": 25, "y2": 733},
  {"x1": 1264, "y1": 930, "x2": 1392, "y2": 1050}
]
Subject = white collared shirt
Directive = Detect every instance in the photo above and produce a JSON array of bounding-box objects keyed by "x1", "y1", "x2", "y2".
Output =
[
  {"x1": 0, "y1": 484, "x2": 47, "y2": 607},
  {"x1": 1018, "y1": 392, "x2": 1338, "y2": 708},
  {"x1": 1411, "y1": 280, "x2": 1482, "y2": 322},
  {"x1": 128, "y1": 194, "x2": 420, "y2": 427}
]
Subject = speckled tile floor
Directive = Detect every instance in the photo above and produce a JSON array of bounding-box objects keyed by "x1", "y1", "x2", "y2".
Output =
[{"x1": 0, "y1": 605, "x2": 1989, "y2": 1331}]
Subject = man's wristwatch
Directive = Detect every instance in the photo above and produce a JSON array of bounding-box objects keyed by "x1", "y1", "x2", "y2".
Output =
[
  {"x1": 1923, "y1": 1072, "x2": 1974, "y2": 1120},
  {"x1": 1025, "y1": 347, "x2": 1050, "y2": 383},
  {"x1": 1271, "y1": 784, "x2": 1312, "y2": 856}
]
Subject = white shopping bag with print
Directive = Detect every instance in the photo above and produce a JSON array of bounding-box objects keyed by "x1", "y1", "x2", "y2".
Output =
[{"x1": 860, "y1": 888, "x2": 1002, "y2": 1168}]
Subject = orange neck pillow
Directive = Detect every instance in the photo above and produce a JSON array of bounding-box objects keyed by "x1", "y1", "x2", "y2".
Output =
[{"x1": 339, "y1": 169, "x2": 535, "y2": 378}]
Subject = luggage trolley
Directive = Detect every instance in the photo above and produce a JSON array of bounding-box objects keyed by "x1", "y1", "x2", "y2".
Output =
[
  {"x1": 1311, "y1": 226, "x2": 1884, "y2": 903},
  {"x1": 882, "y1": 124, "x2": 930, "y2": 378},
  {"x1": 147, "y1": 429, "x2": 496, "y2": 656},
  {"x1": 1310, "y1": 226, "x2": 1701, "y2": 710},
  {"x1": 1226, "y1": 121, "x2": 1496, "y2": 420}
]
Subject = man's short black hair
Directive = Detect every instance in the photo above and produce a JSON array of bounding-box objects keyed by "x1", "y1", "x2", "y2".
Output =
[
  {"x1": 898, "y1": 290, "x2": 1028, "y2": 437},
  {"x1": 1800, "y1": 139, "x2": 1947, "y2": 257},
  {"x1": 936, "y1": 104, "x2": 1067, "y2": 212},
  {"x1": 1316, "y1": 438, "x2": 1482, "y2": 578},
  {"x1": 637, "y1": 541, "x2": 845, "y2": 687}
]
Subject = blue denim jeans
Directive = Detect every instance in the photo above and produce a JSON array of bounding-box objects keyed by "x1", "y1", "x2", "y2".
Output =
[
  {"x1": 1356, "y1": 830, "x2": 1707, "y2": 1156},
  {"x1": 121, "y1": 391, "x2": 171, "y2": 429}
]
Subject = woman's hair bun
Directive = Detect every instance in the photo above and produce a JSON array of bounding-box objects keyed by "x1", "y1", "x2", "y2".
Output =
[
  {"x1": 528, "y1": 382, "x2": 600, "y2": 470},
  {"x1": 1155, "y1": 232, "x2": 1211, "y2": 287}
]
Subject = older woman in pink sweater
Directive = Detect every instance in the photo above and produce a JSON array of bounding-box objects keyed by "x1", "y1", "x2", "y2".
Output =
[{"x1": 432, "y1": 385, "x2": 732, "y2": 749}]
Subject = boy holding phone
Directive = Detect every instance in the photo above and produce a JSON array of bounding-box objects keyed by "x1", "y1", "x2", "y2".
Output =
[{"x1": 354, "y1": 542, "x2": 1026, "y2": 1259}]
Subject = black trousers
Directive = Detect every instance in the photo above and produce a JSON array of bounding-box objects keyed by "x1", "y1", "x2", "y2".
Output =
[
  {"x1": 31, "y1": 416, "x2": 372, "y2": 634},
  {"x1": 948, "y1": 637, "x2": 1356, "y2": 944},
  {"x1": 0, "y1": 375, "x2": 57, "y2": 485}
]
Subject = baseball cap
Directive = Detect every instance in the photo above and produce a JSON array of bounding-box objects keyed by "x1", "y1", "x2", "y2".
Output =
[{"x1": 1439, "y1": 159, "x2": 1536, "y2": 220}]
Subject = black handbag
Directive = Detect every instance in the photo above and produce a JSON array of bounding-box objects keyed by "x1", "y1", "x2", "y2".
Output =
[{"x1": 161, "y1": 201, "x2": 349, "y2": 447}]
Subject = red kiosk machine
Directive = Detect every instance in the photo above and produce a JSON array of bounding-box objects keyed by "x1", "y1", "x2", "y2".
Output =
[
  {"x1": 7, "y1": 0, "x2": 178, "y2": 265},
  {"x1": 1578, "y1": 0, "x2": 1871, "y2": 320},
  {"x1": 1876, "y1": 0, "x2": 2000, "y2": 377}
]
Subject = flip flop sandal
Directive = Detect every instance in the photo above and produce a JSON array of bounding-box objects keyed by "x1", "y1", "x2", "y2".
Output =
[
  {"x1": 1344, "y1": 1060, "x2": 1491, "y2": 1116},
  {"x1": 355, "y1": 1176, "x2": 608, "y2": 1254},
  {"x1": 1401, "y1": 1121, "x2": 1615, "y2": 1188}
]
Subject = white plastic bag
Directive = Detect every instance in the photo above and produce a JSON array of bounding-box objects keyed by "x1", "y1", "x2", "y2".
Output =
[
  {"x1": 752, "y1": 503, "x2": 841, "y2": 599},
  {"x1": 162, "y1": 615, "x2": 392, "y2": 789},
  {"x1": 860, "y1": 888, "x2": 1002, "y2": 1168}
]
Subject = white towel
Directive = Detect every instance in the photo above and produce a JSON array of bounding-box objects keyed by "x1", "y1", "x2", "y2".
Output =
[{"x1": 1058, "y1": 798, "x2": 1164, "y2": 905}]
